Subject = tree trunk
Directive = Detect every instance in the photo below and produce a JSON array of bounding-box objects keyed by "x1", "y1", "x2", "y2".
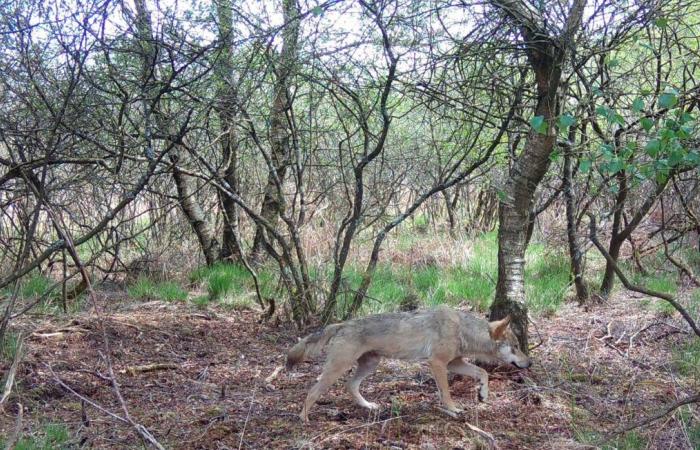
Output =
[
  {"x1": 600, "y1": 176, "x2": 669, "y2": 296},
  {"x1": 172, "y1": 162, "x2": 219, "y2": 266},
  {"x1": 488, "y1": 0, "x2": 585, "y2": 352},
  {"x1": 250, "y1": 0, "x2": 300, "y2": 264},
  {"x1": 215, "y1": 0, "x2": 242, "y2": 262},
  {"x1": 563, "y1": 144, "x2": 589, "y2": 302}
]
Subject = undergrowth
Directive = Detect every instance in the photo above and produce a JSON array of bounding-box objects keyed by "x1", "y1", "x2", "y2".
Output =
[
  {"x1": 0, "y1": 423, "x2": 70, "y2": 450},
  {"x1": 128, "y1": 277, "x2": 188, "y2": 302}
]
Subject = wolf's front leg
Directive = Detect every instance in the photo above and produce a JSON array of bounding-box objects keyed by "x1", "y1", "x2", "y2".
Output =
[
  {"x1": 448, "y1": 357, "x2": 489, "y2": 402},
  {"x1": 346, "y1": 353, "x2": 381, "y2": 410},
  {"x1": 428, "y1": 358, "x2": 463, "y2": 413}
]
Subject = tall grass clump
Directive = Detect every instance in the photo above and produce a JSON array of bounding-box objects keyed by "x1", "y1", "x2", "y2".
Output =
[
  {"x1": 128, "y1": 278, "x2": 188, "y2": 302},
  {"x1": 525, "y1": 245, "x2": 571, "y2": 314}
]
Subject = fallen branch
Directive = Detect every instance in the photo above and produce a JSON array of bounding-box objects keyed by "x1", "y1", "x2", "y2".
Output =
[
  {"x1": 49, "y1": 365, "x2": 165, "y2": 450},
  {"x1": 264, "y1": 365, "x2": 284, "y2": 384},
  {"x1": 465, "y1": 421, "x2": 497, "y2": 449},
  {"x1": 587, "y1": 213, "x2": 700, "y2": 337},
  {"x1": 3, "y1": 403, "x2": 23, "y2": 450},
  {"x1": 0, "y1": 333, "x2": 24, "y2": 405},
  {"x1": 608, "y1": 393, "x2": 700, "y2": 437},
  {"x1": 123, "y1": 363, "x2": 179, "y2": 377}
]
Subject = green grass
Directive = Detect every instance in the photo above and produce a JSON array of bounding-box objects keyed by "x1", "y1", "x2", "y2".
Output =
[
  {"x1": 190, "y1": 263, "x2": 278, "y2": 309},
  {"x1": 604, "y1": 431, "x2": 646, "y2": 450},
  {"x1": 525, "y1": 246, "x2": 571, "y2": 314},
  {"x1": 574, "y1": 428, "x2": 646, "y2": 450},
  {"x1": 19, "y1": 274, "x2": 53, "y2": 299},
  {"x1": 675, "y1": 338, "x2": 700, "y2": 380},
  {"x1": 631, "y1": 268, "x2": 679, "y2": 314},
  {"x1": 1, "y1": 330, "x2": 22, "y2": 363},
  {"x1": 0, "y1": 423, "x2": 70, "y2": 450},
  {"x1": 679, "y1": 408, "x2": 700, "y2": 450},
  {"x1": 336, "y1": 231, "x2": 573, "y2": 316},
  {"x1": 127, "y1": 278, "x2": 188, "y2": 302}
]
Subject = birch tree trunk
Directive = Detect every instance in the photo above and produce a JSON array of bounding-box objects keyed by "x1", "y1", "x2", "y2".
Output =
[{"x1": 488, "y1": 0, "x2": 585, "y2": 351}]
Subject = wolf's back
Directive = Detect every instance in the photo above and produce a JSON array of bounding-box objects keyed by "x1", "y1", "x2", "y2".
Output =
[{"x1": 286, "y1": 323, "x2": 343, "y2": 370}]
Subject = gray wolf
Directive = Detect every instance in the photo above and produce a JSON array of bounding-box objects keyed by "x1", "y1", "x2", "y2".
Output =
[{"x1": 286, "y1": 305, "x2": 531, "y2": 422}]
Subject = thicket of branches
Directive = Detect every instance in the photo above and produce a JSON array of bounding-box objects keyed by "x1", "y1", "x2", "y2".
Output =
[{"x1": 1, "y1": 0, "x2": 699, "y2": 346}]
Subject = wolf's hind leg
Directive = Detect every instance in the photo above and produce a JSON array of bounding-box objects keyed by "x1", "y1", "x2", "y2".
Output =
[
  {"x1": 448, "y1": 358, "x2": 489, "y2": 402},
  {"x1": 300, "y1": 355, "x2": 354, "y2": 422},
  {"x1": 346, "y1": 352, "x2": 380, "y2": 410},
  {"x1": 429, "y1": 358, "x2": 462, "y2": 413}
]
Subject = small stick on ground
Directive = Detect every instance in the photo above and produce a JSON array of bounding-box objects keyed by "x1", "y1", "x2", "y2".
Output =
[
  {"x1": 265, "y1": 365, "x2": 284, "y2": 384},
  {"x1": 3, "y1": 403, "x2": 23, "y2": 450},
  {"x1": 0, "y1": 333, "x2": 24, "y2": 405},
  {"x1": 123, "y1": 363, "x2": 179, "y2": 376},
  {"x1": 607, "y1": 393, "x2": 700, "y2": 439}
]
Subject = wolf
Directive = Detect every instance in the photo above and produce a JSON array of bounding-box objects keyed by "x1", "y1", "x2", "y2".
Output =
[{"x1": 286, "y1": 305, "x2": 531, "y2": 422}]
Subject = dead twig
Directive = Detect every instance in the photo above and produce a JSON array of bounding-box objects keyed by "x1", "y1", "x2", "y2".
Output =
[
  {"x1": 607, "y1": 393, "x2": 700, "y2": 439},
  {"x1": 3, "y1": 403, "x2": 23, "y2": 450},
  {"x1": 465, "y1": 421, "x2": 498, "y2": 449},
  {"x1": 0, "y1": 333, "x2": 24, "y2": 405},
  {"x1": 48, "y1": 364, "x2": 165, "y2": 450},
  {"x1": 122, "y1": 362, "x2": 179, "y2": 376},
  {"x1": 264, "y1": 365, "x2": 284, "y2": 384}
]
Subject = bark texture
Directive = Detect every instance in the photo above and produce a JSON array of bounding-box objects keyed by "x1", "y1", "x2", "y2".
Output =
[
  {"x1": 489, "y1": 0, "x2": 585, "y2": 352},
  {"x1": 215, "y1": 0, "x2": 242, "y2": 262},
  {"x1": 250, "y1": 0, "x2": 300, "y2": 264}
]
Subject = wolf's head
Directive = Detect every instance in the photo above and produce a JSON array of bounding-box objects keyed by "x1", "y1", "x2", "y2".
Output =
[{"x1": 488, "y1": 316, "x2": 531, "y2": 369}]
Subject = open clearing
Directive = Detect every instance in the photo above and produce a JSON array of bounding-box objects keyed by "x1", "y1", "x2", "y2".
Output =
[{"x1": 1, "y1": 292, "x2": 697, "y2": 449}]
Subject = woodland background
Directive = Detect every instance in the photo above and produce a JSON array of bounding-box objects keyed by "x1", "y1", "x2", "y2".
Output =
[{"x1": 1, "y1": 0, "x2": 700, "y2": 448}]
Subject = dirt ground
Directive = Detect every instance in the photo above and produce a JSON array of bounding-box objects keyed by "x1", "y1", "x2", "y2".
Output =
[{"x1": 1, "y1": 292, "x2": 698, "y2": 449}]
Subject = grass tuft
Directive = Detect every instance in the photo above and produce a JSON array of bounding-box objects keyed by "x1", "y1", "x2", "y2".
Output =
[
  {"x1": 0, "y1": 423, "x2": 70, "y2": 450},
  {"x1": 1, "y1": 330, "x2": 22, "y2": 363},
  {"x1": 128, "y1": 278, "x2": 188, "y2": 302}
]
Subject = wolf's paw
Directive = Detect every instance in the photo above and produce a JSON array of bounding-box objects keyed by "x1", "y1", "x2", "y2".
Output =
[
  {"x1": 478, "y1": 388, "x2": 489, "y2": 402},
  {"x1": 364, "y1": 402, "x2": 380, "y2": 410}
]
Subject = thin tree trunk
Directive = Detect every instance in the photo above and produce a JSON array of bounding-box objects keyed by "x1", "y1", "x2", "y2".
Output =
[
  {"x1": 250, "y1": 0, "x2": 300, "y2": 264},
  {"x1": 215, "y1": 0, "x2": 242, "y2": 262},
  {"x1": 134, "y1": 0, "x2": 219, "y2": 265},
  {"x1": 172, "y1": 162, "x2": 219, "y2": 266},
  {"x1": 563, "y1": 143, "x2": 589, "y2": 302},
  {"x1": 489, "y1": 0, "x2": 585, "y2": 352},
  {"x1": 600, "y1": 177, "x2": 669, "y2": 296}
]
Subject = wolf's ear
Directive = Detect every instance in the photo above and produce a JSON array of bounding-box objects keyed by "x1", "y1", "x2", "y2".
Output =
[{"x1": 489, "y1": 315, "x2": 511, "y2": 340}]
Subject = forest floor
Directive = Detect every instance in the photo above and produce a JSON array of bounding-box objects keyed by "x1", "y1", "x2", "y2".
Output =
[{"x1": 1, "y1": 289, "x2": 699, "y2": 449}]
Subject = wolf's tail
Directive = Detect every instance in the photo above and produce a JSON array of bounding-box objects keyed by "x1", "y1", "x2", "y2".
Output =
[{"x1": 286, "y1": 323, "x2": 343, "y2": 370}]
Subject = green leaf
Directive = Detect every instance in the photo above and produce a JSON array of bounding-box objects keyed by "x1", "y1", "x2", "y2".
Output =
[
  {"x1": 658, "y1": 92, "x2": 678, "y2": 109},
  {"x1": 579, "y1": 159, "x2": 592, "y2": 173},
  {"x1": 687, "y1": 151, "x2": 700, "y2": 165},
  {"x1": 654, "y1": 17, "x2": 668, "y2": 28},
  {"x1": 549, "y1": 150, "x2": 560, "y2": 162},
  {"x1": 632, "y1": 98, "x2": 644, "y2": 113},
  {"x1": 530, "y1": 115, "x2": 548, "y2": 134},
  {"x1": 607, "y1": 159, "x2": 624, "y2": 174},
  {"x1": 609, "y1": 113, "x2": 625, "y2": 126},
  {"x1": 558, "y1": 114, "x2": 576, "y2": 129},
  {"x1": 311, "y1": 5, "x2": 324, "y2": 15},
  {"x1": 640, "y1": 117, "x2": 654, "y2": 131},
  {"x1": 645, "y1": 139, "x2": 661, "y2": 157},
  {"x1": 596, "y1": 105, "x2": 610, "y2": 118}
]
